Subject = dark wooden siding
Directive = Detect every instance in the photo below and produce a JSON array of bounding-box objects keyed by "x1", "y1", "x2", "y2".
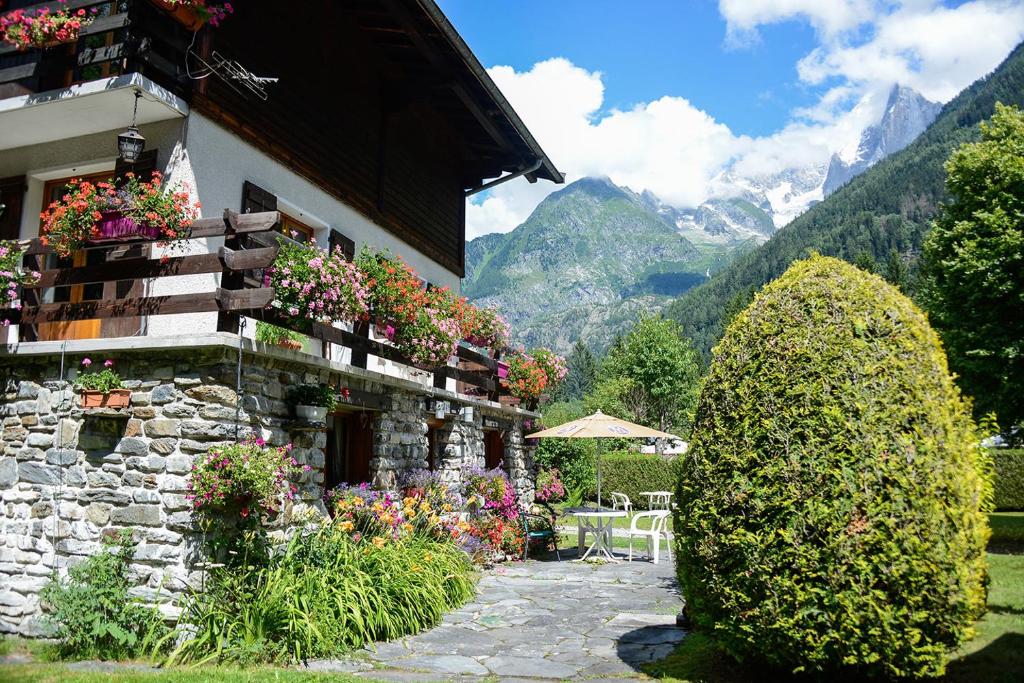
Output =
[{"x1": 192, "y1": 1, "x2": 468, "y2": 275}]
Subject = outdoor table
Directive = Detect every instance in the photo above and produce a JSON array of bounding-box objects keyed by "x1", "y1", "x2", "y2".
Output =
[
  {"x1": 640, "y1": 491, "x2": 673, "y2": 510},
  {"x1": 569, "y1": 508, "x2": 627, "y2": 561}
]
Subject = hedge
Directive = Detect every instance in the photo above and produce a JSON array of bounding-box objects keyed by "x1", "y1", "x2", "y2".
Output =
[
  {"x1": 676, "y1": 255, "x2": 990, "y2": 679},
  {"x1": 596, "y1": 451, "x2": 680, "y2": 507},
  {"x1": 993, "y1": 449, "x2": 1024, "y2": 510}
]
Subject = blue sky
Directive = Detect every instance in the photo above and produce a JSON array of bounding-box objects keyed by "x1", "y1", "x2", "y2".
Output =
[
  {"x1": 439, "y1": 0, "x2": 822, "y2": 138},
  {"x1": 442, "y1": 1, "x2": 1024, "y2": 239}
]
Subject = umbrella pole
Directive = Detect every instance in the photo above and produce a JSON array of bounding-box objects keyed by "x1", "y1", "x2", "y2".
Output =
[{"x1": 596, "y1": 440, "x2": 602, "y2": 511}]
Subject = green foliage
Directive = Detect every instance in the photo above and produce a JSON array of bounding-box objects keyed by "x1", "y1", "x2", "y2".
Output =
[
  {"x1": 670, "y1": 42, "x2": 1024, "y2": 360},
  {"x1": 286, "y1": 384, "x2": 337, "y2": 409},
  {"x1": 169, "y1": 528, "x2": 475, "y2": 665},
  {"x1": 922, "y1": 104, "x2": 1024, "y2": 428},
  {"x1": 597, "y1": 452, "x2": 680, "y2": 507},
  {"x1": 591, "y1": 315, "x2": 701, "y2": 436},
  {"x1": 40, "y1": 531, "x2": 173, "y2": 661},
  {"x1": 992, "y1": 449, "x2": 1024, "y2": 511},
  {"x1": 676, "y1": 255, "x2": 992, "y2": 678},
  {"x1": 555, "y1": 340, "x2": 599, "y2": 401},
  {"x1": 254, "y1": 321, "x2": 305, "y2": 347},
  {"x1": 534, "y1": 401, "x2": 596, "y2": 499}
]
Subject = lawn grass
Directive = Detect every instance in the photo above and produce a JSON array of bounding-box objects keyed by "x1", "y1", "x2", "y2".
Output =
[
  {"x1": 644, "y1": 513, "x2": 1024, "y2": 683},
  {"x1": 0, "y1": 664, "x2": 372, "y2": 683}
]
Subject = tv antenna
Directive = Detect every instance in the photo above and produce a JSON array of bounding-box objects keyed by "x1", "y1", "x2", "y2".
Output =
[{"x1": 187, "y1": 46, "x2": 279, "y2": 101}]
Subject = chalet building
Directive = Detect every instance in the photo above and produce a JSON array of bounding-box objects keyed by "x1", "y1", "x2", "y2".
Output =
[{"x1": 0, "y1": 0, "x2": 562, "y2": 634}]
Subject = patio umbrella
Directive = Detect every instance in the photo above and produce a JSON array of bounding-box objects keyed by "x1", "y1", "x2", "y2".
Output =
[{"x1": 526, "y1": 411, "x2": 676, "y2": 509}]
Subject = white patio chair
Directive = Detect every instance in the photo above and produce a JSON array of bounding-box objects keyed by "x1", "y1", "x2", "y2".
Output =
[
  {"x1": 651, "y1": 492, "x2": 672, "y2": 510},
  {"x1": 626, "y1": 510, "x2": 671, "y2": 564},
  {"x1": 610, "y1": 492, "x2": 633, "y2": 515}
]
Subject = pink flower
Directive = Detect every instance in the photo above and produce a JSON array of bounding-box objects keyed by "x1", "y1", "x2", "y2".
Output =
[
  {"x1": 81, "y1": 358, "x2": 92, "y2": 367},
  {"x1": 103, "y1": 359, "x2": 114, "y2": 368}
]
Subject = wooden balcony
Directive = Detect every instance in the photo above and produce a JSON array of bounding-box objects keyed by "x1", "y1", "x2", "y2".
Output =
[
  {"x1": 0, "y1": 0, "x2": 197, "y2": 102},
  {"x1": 3, "y1": 210, "x2": 513, "y2": 404}
]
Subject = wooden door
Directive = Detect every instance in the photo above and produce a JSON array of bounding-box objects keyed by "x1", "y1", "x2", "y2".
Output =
[
  {"x1": 325, "y1": 411, "x2": 374, "y2": 491},
  {"x1": 484, "y1": 430, "x2": 504, "y2": 470}
]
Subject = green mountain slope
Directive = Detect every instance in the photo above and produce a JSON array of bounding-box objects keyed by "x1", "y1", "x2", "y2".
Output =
[
  {"x1": 668, "y1": 41, "x2": 1024, "y2": 358},
  {"x1": 463, "y1": 177, "x2": 709, "y2": 352}
]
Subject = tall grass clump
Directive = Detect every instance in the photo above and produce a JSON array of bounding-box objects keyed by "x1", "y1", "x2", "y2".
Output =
[{"x1": 169, "y1": 523, "x2": 475, "y2": 665}]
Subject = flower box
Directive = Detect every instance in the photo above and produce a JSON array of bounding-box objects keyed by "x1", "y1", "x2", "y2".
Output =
[
  {"x1": 497, "y1": 361, "x2": 509, "y2": 380},
  {"x1": 151, "y1": 0, "x2": 207, "y2": 31},
  {"x1": 90, "y1": 211, "x2": 162, "y2": 243},
  {"x1": 295, "y1": 404, "x2": 328, "y2": 422},
  {"x1": 499, "y1": 395, "x2": 521, "y2": 408},
  {"x1": 80, "y1": 389, "x2": 131, "y2": 409}
]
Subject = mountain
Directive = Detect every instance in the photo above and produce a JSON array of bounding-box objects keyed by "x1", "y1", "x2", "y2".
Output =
[
  {"x1": 668, "y1": 41, "x2": 1024, "y2": 359},
  {"x1": 823, "y1": 85, "x2": 942, "y2": 196},
  {"x1": 463, "y1": 177, "x2": 717, "y2": 352}
]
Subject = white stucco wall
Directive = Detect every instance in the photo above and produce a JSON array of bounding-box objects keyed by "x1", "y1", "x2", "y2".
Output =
[{"x1": 1, "y1": 103, "x2": 461, "y2": 389}]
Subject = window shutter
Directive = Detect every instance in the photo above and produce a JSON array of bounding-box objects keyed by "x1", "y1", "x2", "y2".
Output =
[
  {"x1": 0, "y1": 175, "x2": 26, "y2": 241},
  {"x1": 328, "y1": 228, "x2": 355, "y2": 261},
  {"x1": 241, "y1": 181, "x2": 277, "y2": 213},
  {"x1": 114, "y1": 149, "x2": 158, "y2": 182}
]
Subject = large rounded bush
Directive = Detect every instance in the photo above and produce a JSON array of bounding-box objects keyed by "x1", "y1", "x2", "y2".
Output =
[{"x1": 676, "y1": 255, "x2": 992, "y2": 679}]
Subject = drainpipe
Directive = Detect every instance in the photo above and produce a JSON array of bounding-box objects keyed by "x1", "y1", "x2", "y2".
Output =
[{"x1": 465, "y1": 159, "x2": 543, "y2": 197}]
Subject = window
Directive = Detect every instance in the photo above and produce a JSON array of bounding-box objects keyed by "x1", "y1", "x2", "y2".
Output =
[{"x1": 278, "y1": 213, "x2": 315, "y2": 243}]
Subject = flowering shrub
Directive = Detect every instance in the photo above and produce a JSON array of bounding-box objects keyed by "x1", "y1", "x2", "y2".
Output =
[
  {"x1": 39, "y1": 171, "x2": 199, "y2": 258},
  {"x1": 266, "y1": 241, "x2": 368, "y2": 325},
  {"x1": 464, "y1": 305, "x2": 510, "y2": 351},
  {"x1": 1, "y1": 4, "x2": 94, "y2": 50},
  {"x1": 532, "y1": 347, "x2": 568, "y2": 386},
  {"x1": 355, "y1": 247, "x2": 427, "y2": 326},
  {"x1": 188, "y1": 438, "x2": 306, "y2": 518},
  {"x1": 535, "y1": 468, "x2": 566, "y2": 503},
  {"x1": 502, "y1": 351, "x2": 548, "y2": 400},
  {"x1": 326, "y1": 479, "x2": 460, "y2": 545},
  {"x1": 464, "y1": 516, "x2": 524, "y2": 559},
  {"x1": 0, "y1": 241, "x2": 39, "y2": 327},
  {"x1": 73, "y1": 358, "x2": 122, "y2": 393},
  {"x1": 159, "y1": 0, "x2": 234, "y2": 27},
  {"x1": 462, "y1": 465, "x2": 519, "y2": 521}
]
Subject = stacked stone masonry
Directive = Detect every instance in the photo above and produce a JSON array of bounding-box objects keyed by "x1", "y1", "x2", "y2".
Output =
[{"x1": 0, "y1": 342, "x2": 535, "y2": 636}]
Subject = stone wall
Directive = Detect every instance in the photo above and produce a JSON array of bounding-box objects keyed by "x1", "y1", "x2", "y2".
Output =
[{"x1": 0, "y1": 337, "x2": 535, "y2": 637}]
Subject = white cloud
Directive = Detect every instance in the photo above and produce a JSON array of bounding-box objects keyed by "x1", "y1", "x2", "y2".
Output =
[{"x1": 465, "y1": 2, "x2": 1024, "y2": 240}]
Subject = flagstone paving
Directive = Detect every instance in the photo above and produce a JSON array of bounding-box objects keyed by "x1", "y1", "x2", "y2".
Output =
[{"x1": 311, "y1": 549, "x2": 686, "y2": 682}]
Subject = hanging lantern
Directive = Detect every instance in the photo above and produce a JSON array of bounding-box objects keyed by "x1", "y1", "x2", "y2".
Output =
[{"x1": 117, "y1": 92, "x2": 146, "y2": 162}]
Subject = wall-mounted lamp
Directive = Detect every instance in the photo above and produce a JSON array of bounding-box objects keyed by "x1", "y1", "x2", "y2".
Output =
[{"x1": 117, "y1": 91, "x2": 146, "y2": 163}]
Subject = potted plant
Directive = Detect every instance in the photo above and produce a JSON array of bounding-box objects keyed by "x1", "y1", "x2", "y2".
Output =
[
  {"x1": 1, "y1": 5, "x2": 95, "y2": 51},
  {"x1": 74, "y1": 359, "x2": 131, "y2": 409},
  {"x1": 0, "y1": 241, "x2": 40, "y2": 327},
  {"x1": 354, "y1": 247, "x2": 428, "y2": 330},
  {"x1": 266, "y1": 241, "x2": 369, "y2": 326},
  {"x1": 393, "y1": 304, "x2": 461, "y2": 369},
  {"x1": 39, "y1": 171, "x2": 199, "y2": 258},
  {"x1": 501, "y1": 351, "x2": 548, "y2": 406},
  {"x1": 465, "y1": 305, "x2": 511, "y2": 351},
  {"x1": 287, "y1": 384, "x2": 337, "y2": 422},
  {"x1": 255, "y1": 321, "x2": 305, "y2": 351},
  {"x1": 149, "y1": 0, "x2": 233, "y2": 31}
]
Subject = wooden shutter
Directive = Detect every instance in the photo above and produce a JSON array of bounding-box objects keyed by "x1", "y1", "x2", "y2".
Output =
[
  {"x1": 241, "y1": 181, "x2": 277, "y2": 213},
  {"x1": 0, "y1": 176, "x2": 26, "y2": 241},
  {"x1": 114, "y1": 149, "x2": 158, "y2": 182},
  {"x1": 328, "y1": 228, "x2": 355, "y2": 261}
]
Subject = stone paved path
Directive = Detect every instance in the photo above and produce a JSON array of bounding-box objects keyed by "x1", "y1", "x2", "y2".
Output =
[{"x1": 311, "y1": 549, "x2": 686, "y2": 682}]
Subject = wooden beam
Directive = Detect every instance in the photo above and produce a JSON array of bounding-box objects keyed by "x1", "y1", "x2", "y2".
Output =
[{"x1": 6, "y1": 287, "x2": 272, "y2": 324}]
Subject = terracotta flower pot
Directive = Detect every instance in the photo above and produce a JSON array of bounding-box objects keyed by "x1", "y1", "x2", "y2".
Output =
[
  {"x1": 278, "y1": 339, "x2": 303, "y2": 351},
  {"x1": 80, "y1": 389, "x2": 131, "y2": 409},
  {"x1": 90, "y1": 211, "x2": 161, "y2": 243},
  {"x1": 151, "y1": 0, "x2": 207, "y2": 31}
]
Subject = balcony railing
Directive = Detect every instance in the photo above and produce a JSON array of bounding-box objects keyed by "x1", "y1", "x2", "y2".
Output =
[
  {"x1": 4, "y1": 210, "x2": 514, "y2": 405},
  {"x1": 0, "y1": 0, "x2": 197, "y2": 101}
]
